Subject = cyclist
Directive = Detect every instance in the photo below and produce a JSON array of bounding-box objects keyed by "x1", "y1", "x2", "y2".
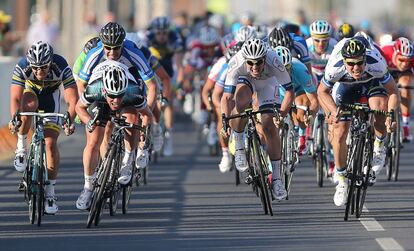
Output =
[
  {"x1": 381, "y1": 37, "x2": 414, "y2": 142},
  {"x1": 75, "y1": 22, "x2": 157, "y2": 210},
  {"x1": 274, "y1": 46, "x2": 319, "y2": 155},
  {"x1": 9, "y1": 41, "x2": 78, "y2": 214},
  {"x1": 221, "y1": 38, "x2": 294, "y2": 200},
  {"x1": 317, "y1": 38, "x2": 399, "y2": 206},
  {"x1": 268, "y1": 26, "x2": 313, "y2": 76},
  {"x1": 146, "y1": 16, "x2": 185, "y2": 156}
]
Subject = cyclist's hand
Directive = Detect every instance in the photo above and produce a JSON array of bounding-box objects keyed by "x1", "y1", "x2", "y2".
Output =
[
  {"x1": 385, "y1": 116, "x2": 396, "y2": 133},
  {"x1": 220, "y1": 127, "x2": 231, "y2": 139},
  {"x1": 326, "y1": 110, "x2": 340, "y2": 125},
  {"x1": 304, "y1": 114, "x2": 313, "y2": 127},
  {"x1": 8, "y1": 118, "x2": 21, "y2": 134},
  {"x1": 272, "y1": 115, "x2": 284, "y2": 128},
  {"x1": 64, "y1": 123, "x2": 75, "y2": 136},
  {"x1": 86, "y1": 119, "x2": 97, "y2": 133}
]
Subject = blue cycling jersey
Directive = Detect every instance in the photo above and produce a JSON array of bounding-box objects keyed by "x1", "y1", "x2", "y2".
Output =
[
  {"x1": 79, "y1": 40, "x2": 154, "y2": 83},
  {"x1": 290, "y1": 33, "x2": 311, "y2": 64},
  {"x1": 279, "y1": 58, "x2": 315, "y2": 100}
]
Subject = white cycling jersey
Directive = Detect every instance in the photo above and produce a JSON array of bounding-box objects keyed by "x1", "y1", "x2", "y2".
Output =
[
  {"x1": 224, "y1": 49, "x2": 292, "y2": 105},
  {"x1": 322, "y1": 39, "x2": 390, "y2": 88},
  {"x1": 208, "y1": 56, "x2": 227, "y2": 82}
]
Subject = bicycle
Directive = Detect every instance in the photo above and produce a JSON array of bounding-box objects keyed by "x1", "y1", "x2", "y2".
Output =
[
  {"x1": 223, "y1": 106, "x2": 281, "y2": 216},
  {"x1": 385, "y1": 107, "x2": 402, "y2": 182},
  {"x1": 86, "y1": 112, "x2": 148, "y2": 228},
  {"x1": 310, "y1": 109, "x2": 330, "y2": 187},
  {"x1": 13, "y1": 111, "x2": 71, "y2": 226},
  {"x1": 341, "y1": 103, "x2": 393, "y2": 221}
]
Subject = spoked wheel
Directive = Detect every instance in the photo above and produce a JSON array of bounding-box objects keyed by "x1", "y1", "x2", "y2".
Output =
[
  {"x1": 29, "y1": 192, "x2": 36, "y2": 225},
  {"x1": 36, "y1": 181, "x2": 44, "y2": 227},
  {"x1": 344, "y1": 141, "x2": 363, "y2": 221},
  {"x1": 253, "y1": 143, "x2": 273, "y2": 216},
  {"x1": 109, "y1": 186, "x2": 121, "y2": 216},
  {"x1": 122, "y1": 184, "x2": 133, "y2": 214},
  {"x1": 315, "y1": 123, "x2": 325, "y2": 187}
]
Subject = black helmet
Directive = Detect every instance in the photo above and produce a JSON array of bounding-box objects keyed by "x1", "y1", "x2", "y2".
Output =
[
  {"x1": 268, "y1": 27, "x2": 293, "y2": 50},
  {"x1": 341, "y1": 38, "x2": 366, "y2": 58},
  {"x1": 151, "y1": 16, "x2": 170, "y2": 30},
  {"x1": 26, "y1": 41, "x2": 53, "y2": 66},
  {"x1": 83, "y1": 36, "x2": 100, "y2": 54},
  {"x1": 337, "y1": 23, "x2": 355, "y2": 40},
  {"x1": 99, "y1": 22, "x2": 126, "y2": 46}
]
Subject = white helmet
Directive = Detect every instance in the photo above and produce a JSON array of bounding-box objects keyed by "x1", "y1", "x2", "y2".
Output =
[
  {"x1": 199, "y1": 26, "x2": 219, "y2": 46},
  {"x1": 273, "y1": 46, "x2": 292, "y2": 67},
  {"x1": 241, "y1": 38, "x2": 267, "y2": 60},
  {"x1": 26, "y1": 41, "x2": 53, "y2": 66},
  {"x1": 103, "y1": 65, "x2": 128, "y2": 96},
  {"x1": 309, "y1": 20, "x2": 332, "y2": 37},
  {"x1": 235, "y1": 26, "x2": 257, "y2": 43}
]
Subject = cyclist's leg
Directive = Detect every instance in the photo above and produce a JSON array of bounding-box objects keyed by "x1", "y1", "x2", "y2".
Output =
[
  {"x1": 398, "y1": 75, "x2": 413, "y2": 141},
  {"x1": 44, "y1": 128, "x2": 60, "y2": 214},
  {"x1": 294, "y1": 93, "x2": 311, "y2": 155}
]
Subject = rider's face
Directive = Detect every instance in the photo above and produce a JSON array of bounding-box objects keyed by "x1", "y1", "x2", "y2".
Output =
[
  {"x1": 395, "y1": 54, "x2": 412, "y2": 71},
  {"x1": 312, "y1": 37, "x2": 329, "y2": 54},
  {"x1": 155, "y1": 29, "x2": 168, "y2": 43},
  {"x1": 344, "y1": 57, "x2": 366, "y2": 79},
  {"x1": 31, "y1": 64, "x2": 50, "y2": 80},
  {"x1": 105, "y1": 94, "x2": 124, "y2": 110},
  {"x1": 103, "y1": 44, "x2": 122, "y2": 60},
  {"x1": 246, "y1": 57, "x2": 265, "y2": 77}
]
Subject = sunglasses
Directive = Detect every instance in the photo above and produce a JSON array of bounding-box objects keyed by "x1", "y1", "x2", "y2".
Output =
[
  {"x1": 246, "y1": 58, "x2": 265, "y2": 66},
  {"x1": 31, "y1": 64, "x2": 50, "y2": 71},
  {"x1": 344, "y1": 59, "x2": 365, "y2": 66},
  {"x1": 106, "y1": 93, "x2": 125, "y2": 99},
  {"x1": 313, "y1": 38, "x2": 329, "y2": 43},
  {"x1": 103, "y1": 45, "x2": 122, "y2": 51}
]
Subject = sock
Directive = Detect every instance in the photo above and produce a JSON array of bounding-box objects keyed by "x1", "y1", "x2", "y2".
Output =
[
  {"x1": 335, "y1": 167, "x2": 346, "y2": 183},
  {"x1": 84, "y1": 173, "x2": 96, "y2": 191},
  {"x1": 17, "y1": 134, "x2": 27, "y2": 150},
  {"x1": 402, "y1": 114, "x2": 410, "y2": 127},
  {"x1": 271, "y1": 160, "x2": 281, "y2": 180},
  {"x1": 233, "y1": 131, "x2": 244, "y2": 150},
  {"x1": 374, "y1": 135, "x2": 385, "y2": 149},
  {"x1": 45, "y1": 179, "x2": 56, "y2": 197},
  {"x1": 298, "y1": 127, "x2": 306, "y2": 136},
  {"x1": 222, "y1": 147, "x2": 229, "y2": 156},
  {"x1": 122, "y1": 149, "x2": 132, "y2": 165}
]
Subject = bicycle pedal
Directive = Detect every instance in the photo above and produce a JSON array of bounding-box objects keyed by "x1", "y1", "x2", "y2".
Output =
[{"x1": 18, "y1": 181, "x2": 26, "y2": 192}]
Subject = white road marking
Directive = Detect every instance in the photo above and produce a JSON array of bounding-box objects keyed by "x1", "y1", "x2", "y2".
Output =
[
  {"x1": 376, "y1": 238, "x2": 405, "y2": 251},
  {"x1": 359, "y1": 218, "x2": 385, "y2": 231}
]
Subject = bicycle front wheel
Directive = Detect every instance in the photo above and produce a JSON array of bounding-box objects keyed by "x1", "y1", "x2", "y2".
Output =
[{"x1": 35, "y1": 142, "x2": 45, "y2": 226}]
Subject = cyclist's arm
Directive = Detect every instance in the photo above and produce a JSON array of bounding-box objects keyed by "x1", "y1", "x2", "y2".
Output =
[
  {"x1": 280, "y1": 88, "x2": 294, "y2": 118},
  {"x1": 305, "y1": 92, "x2": 319, "y2": 116},
  {"x1": 155, "y1": 65, "x2": 172, "y2": 101},
  {"x1": 63, "y1": 85, "x2": 79, "y2": 122},
  {"x1": 76, "y1": 78, "x2": 88, "y2": 97},
  {"x1": 175, "y1": 51, "x2": 184, "y2": 84},
  {"x1": 145, "y1": 77, "x2": 158, "y2": 110},
  {"x1": 138, "y1": 105, "x2": 153, "y2": 128},
  {"x1": 383, "y1": 74, "x2": 400, "y2": 113},
  {"x1": 10, "y1": 84, "x2": 24, "y2": 118},
  {"x1": 75, "y1": 99, "x2": 91, "y2": 125},
  {"x1": 317, "y1": 79, "x2": 336, "y2": 116},
  {"x1": 201, "y1": 78, "x2": 215, "y2": 111}
]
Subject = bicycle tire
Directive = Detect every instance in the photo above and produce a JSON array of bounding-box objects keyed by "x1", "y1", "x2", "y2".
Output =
[
  {"x1": 280, "y1": 123, "x2": 288, "y2": 194},
  {"x1": 392, "y1": 114, "x2": 401, "y2": 181},
  {"x1": 26, "y1": 152, "x2": 36, "y2": 224},
  {"x1": 86, "y1": 148, "x2": 115, "y2": 228},
  {"x1": 122, "y1": 161, "x2": 136, "y2": 214},
  {"x1": 36, "y1": 142, "x2": 45, "y2": 226},
  {"x1": 315, "y1": 119, "x2": 324, "y2": 187},
  {"x1": 344, "y1": 138, "x2": 363, "y2": 221},
  {"x1": 109, "y1": 146, "x2": 122, "y2": 216},
  {"x1": 252, "y1": 138, "x2": 273, "y2": 216}
]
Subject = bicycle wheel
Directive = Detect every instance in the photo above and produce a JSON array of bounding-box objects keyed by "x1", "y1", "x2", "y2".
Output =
[
  {"x1": 252, "y1": 138, "x2": 273, "y2": 216},
  {"x1": 122, "y1": 162, "x2": 136, "y2": 214},
  {"x1": 35, "y1": 142, "x2": 45, "y2": 226},
  {"x1": 315, "y1": 120, "x2": 325, "y2": 187},
  {"x1": 25, "y1": 152, "x2": 36, "y2": 224},
  {"x1": 391, "y1": 114, "x2": 401, "y2": 181},
  {"x1": 283, "y1": 124, "x2": 294, "y2": 199},
  {"x1": 344, "y1": 138, "x2": 363, "y2": 221},
  {"x1": 86, "y1": 148, "x2": 114, "y2": 228},
  {"x1": 356, "y1": 131, "x2": 374, "y2": 218},
  {"x1": 109, "y1": 147, "x2": 122, "y2": 216},
  {"x1": 280, "y1": 123, "x2": 288, "y2": 194}
]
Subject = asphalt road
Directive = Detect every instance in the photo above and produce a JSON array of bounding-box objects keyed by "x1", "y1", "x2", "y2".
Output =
[{"x1": 0, "y1": 118, "x2": 413, "y2": 251}]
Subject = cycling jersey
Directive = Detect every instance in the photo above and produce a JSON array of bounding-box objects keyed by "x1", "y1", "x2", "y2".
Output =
[
  {"x1": 208, "y1": 56, "x2": 227, "y2": 82},
  {"x1": 184, "y1": 39, "x2": 222, "y2": 69},
  {"x1": 146, "y1": 29, "x2": 184, "y2": 77},
  {"x1": 80, "y1": 60, "x2": 147, "y2": 110},
  {"x1": 279, "y1": 58, "x2": 315, "y2": 99},
  {"x1": 306, "y1": 37, "x2": 338, "y2": 82},
  {"x1": 290, "y1": 33, "x2": 311, "y2": 64},
  {"x1": 224, "y1": 49, "x2": 292, "y2": 106},
  {"x1": 79, "y1": 40, "x2": 154, "y2": 83},
  {"x1": 322, "y1": 39, "x2": 390, "y2": 88},
  {"x1": 73, "y1": 51, "x2": 86, "y2": 81}
]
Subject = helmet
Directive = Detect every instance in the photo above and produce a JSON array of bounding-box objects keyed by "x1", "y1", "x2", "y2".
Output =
[
  {"x1": 394, "y1": 37, "x2": 414, "y2": 58},
  {"x1": 150, "y1": 16, "x2": 170, "y2": 30},
  {"x1": 235, "y1": 25, "x2": 257, "y2": 43},
  {"x1": 99, "y1": 22, "x2": 126, "y2": 46},
  {"x1": 337, "y1": 23, "x2": 355, "y2": 40},
  {"x1": 83, "y1": 36, "x2": 100, "y2": 54},
  {"x1": 26, "y1": 41, "x2": 53, "y2": 66},
  {"x1": 341, "y1": 38, "x2": 366, "y2": 58},
  {"x1": 309, "y1": 20, "x2": 332, "y2": 37},
  {"x1": 221, "y1": 33, "x2": 236, "y2": 59},
  {"x1": 241, "y1": 38, "x2": 267, "y2": 60},
  {"x1": 103, "y1": 64, "x2": 129, "y2": 96},
  {"x1": 268, "y1": 27, "x2": 293, "y2": 50},
  {"x1": 208, "y1": 14, "x2": 225, "y2": 29},
  {"x1": 273, "y1": 46, "x2": 292, "y2": 67},
  {"x1": 199, "y1": 26, "x2": 219, "y2": 46}
]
